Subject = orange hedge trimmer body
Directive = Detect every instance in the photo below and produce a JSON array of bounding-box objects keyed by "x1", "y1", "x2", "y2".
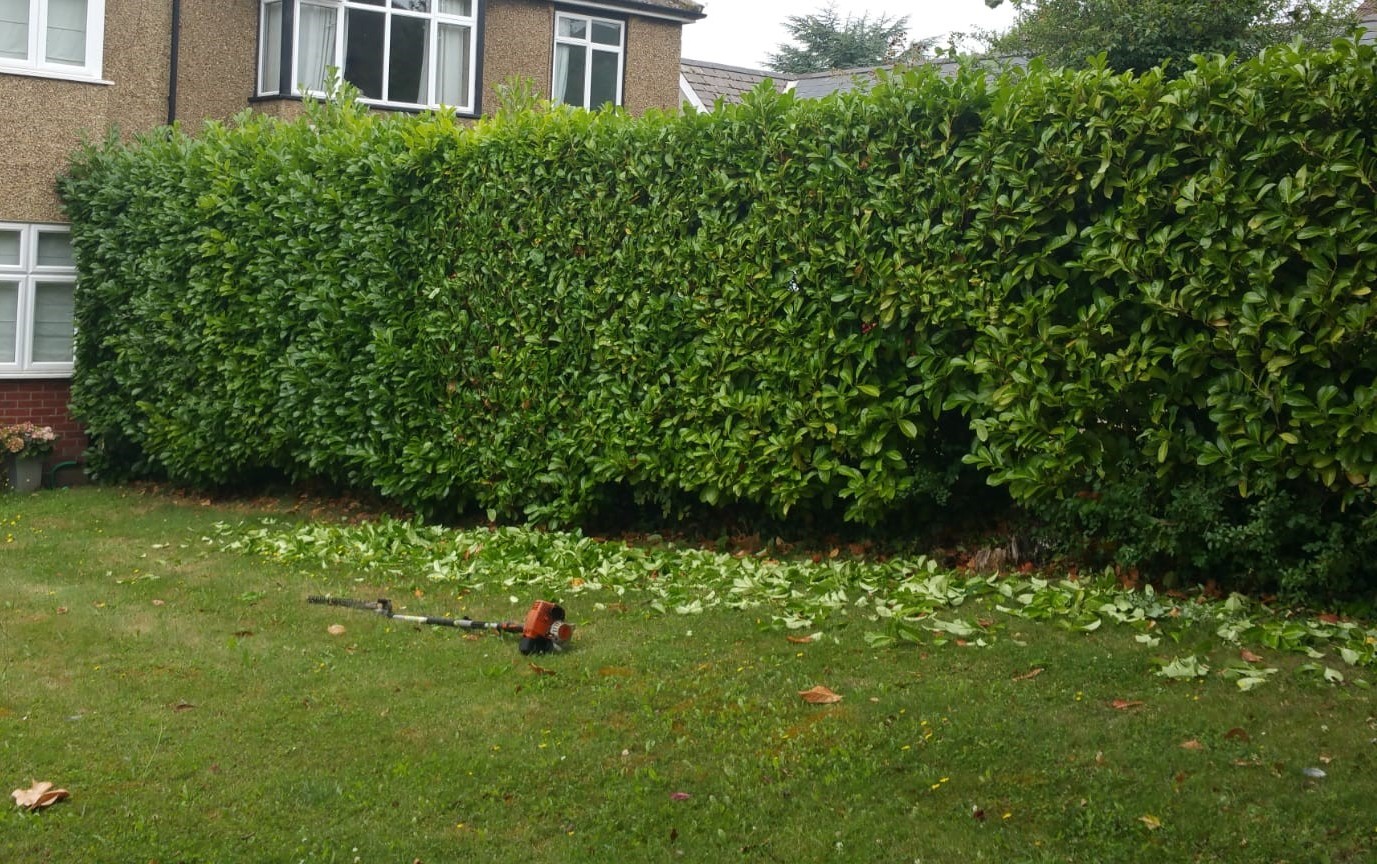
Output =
[{"x1": 308, "y1": 596, "x2": 573, "y2": 654}]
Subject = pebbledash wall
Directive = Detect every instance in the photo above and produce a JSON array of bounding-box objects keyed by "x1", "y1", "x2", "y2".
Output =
[{"x1": 1, "y1": 0, "x2": 698, "y2": 484}]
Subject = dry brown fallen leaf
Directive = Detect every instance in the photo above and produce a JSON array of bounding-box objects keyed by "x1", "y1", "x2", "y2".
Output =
[
  {"x1": 12, "y1": 781, "x2": 69, "y2": 811},
  {"x1": 1012, "y1": 667, "x2": 1044, "y2": 682},
  {"x1": 1110, "y1": 699, "x2": 1145, "y2": 711},
  {"x1": 799, "y1": 685, "x2": 843, "y2": 704},
  {"x1": 786, "y1": 635, "x2": 814, "y2": 645},
  {"x1": 1240, "y1": 649, "x2": 1264, "y2": 663},
  {"x1": 1180, "y1": 739, "x2": 1205, "y2": 751},
  {"x1": 529, "y1": 664, "x2": 557, "y2": 676},
  {"x1": 327, "y1": 624, "x2": 346, "y2": 636}
]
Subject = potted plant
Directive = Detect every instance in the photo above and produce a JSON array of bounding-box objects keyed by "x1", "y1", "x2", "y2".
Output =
[{"x1": 2, "y1": 423, "x2": 58, "y2": 493}]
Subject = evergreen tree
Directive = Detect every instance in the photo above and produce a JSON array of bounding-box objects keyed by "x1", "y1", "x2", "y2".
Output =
[{"x1": 767, "y1": 4, "x2": 911, "y2": 73}]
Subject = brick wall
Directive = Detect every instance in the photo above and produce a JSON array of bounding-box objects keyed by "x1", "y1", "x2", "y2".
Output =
[{"x1": 0, "y1": 380, "x2": 86, "y2": 476}]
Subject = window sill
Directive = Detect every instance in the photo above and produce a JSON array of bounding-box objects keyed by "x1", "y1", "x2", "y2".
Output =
[
  {"x1": 0, "y1": 370, "x2": 74, "y2": 380},
  {"x1": 249, "y1": 92, "x2": 480, "y2": 119},
  {"x1": 0, "y1": 65, "x2": 112, "y2": 86}
]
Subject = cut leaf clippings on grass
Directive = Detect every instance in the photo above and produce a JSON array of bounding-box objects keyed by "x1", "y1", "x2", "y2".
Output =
[{"x1": 12, "y1": 781, "x2": 69, "y2": 811}]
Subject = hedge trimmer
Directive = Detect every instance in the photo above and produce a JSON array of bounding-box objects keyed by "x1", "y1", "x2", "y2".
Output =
[{"x1": 307, "y1": 596, "x2": 573, "y2": 654}]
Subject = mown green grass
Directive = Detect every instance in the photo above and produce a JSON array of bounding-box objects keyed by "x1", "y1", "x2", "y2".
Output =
[{"x1": 2, "y1": 486, "x2": 1375, "y2": 862}]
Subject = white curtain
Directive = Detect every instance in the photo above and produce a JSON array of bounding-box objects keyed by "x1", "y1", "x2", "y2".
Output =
[
  {"x1": 260, "y1": 1, "x2": 282, "y2": 93},
  {"x1": 32, "y1": 281, "x2": 75, "y2": 364},
  {"x1": 553, "y1": 43, "x2": 575, "y2": 106},
  {"x1": 435, "y1": 22, "x2": 468, "y2": 108},
  {"x1": 34, "y1": 232, "x2": 72, "y2": 267},
  {"x1": 0, "y1": 281, "x2": 17, "y2": 364},
  {"x1": 437, "y1": 0, "x2": 470, "y2": 15},
  {"x1": 44, "y1": 0, "x2": 87, "y2": 66},
  {"x1": 0, "y1": 229, "x2": 18, "y2": 266},
  {"x1": 35, "y1": 232, "x2": 73, "y2": 267},
  {"x1": 0, "y1": 0, "x2": 27, "y2": 60},
  {"x1": 297, "y1": 1, "x2": 338, "y2": 93}
]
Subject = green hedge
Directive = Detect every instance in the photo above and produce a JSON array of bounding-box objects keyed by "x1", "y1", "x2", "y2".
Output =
[{"x1": 60, "y1": 41, "x2": 1377, "y2": 595}]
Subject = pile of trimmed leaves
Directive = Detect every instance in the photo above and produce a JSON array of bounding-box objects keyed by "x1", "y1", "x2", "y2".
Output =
[{"x1": 217, "y1": 516, "x2": 1376, "y2": 689}]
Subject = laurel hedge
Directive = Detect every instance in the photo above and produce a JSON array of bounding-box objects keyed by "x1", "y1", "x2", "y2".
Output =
[{"x1": 60, "y1": 40, "x2": 1377, "y2": 596}]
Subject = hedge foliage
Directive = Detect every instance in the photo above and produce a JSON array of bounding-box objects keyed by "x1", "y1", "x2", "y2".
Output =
[{"x1": 60, "y1": 41, "x2": 1377, "y2": 595}]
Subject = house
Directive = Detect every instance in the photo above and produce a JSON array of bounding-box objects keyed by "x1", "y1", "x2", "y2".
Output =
[
  {"x1": 679, "y1": 56, "x2": 1010, "y2": 109},
  {"x1": 1360, "y1": 0, "x2": 1377, "y2": 42},
  {"x1": 0, "y1": 0, "x2": 704, "y2": 483},
  {"x1": 678, "y1": 58, "x2": 789, "y2": 110}
]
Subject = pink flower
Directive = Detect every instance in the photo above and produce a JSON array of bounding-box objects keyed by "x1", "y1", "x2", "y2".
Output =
[{"x1": 0, "y1": 423, "x2": 58, "y2": 459}]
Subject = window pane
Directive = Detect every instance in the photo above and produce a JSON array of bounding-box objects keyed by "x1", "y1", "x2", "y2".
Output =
[
  {"x1": 591, "y1": 21, "x2": 621, "y2": 46},
  {"x1": 36, "y1": 232, "x2": 73, "y2": 267},
  {"x1": 437, "y1": 0, "x2": 470, "y2": 15},
  {"x1": 0, "y1": 0, "x2": 28, "y2": 60},
  {"x1": 557, "y1": 16, "x2": 586, "y2": 39},
  {"x1": 436, "y1": 22, "x2": 469, "y2": 108},
  {"x1": 44, "y1": 0, "x2": 88, "y2": 66},
  {"x1": 259, "y1": 1, "x2": 282, "y2": 93},
  {"x1": 387, "y1": 13, "x2": 428, "y2": 104},
  {"x1": 343, "y1": 7, "x2": 384, "y2": 100},
  {"x1": 391, "y1": 0, "x2": 429, "y2": 11},
  {"x1": 0, "y1": 281, "x2": 16, "y2": 363},
  {"x1": 33, "y1": 281, "x2": 75, "y2": 363},
  {"x1": 0, "y1": 229, "x2": 19, "y2": 266},
  {"x1": 554, "y1": 43, "x2": 585, "y2": 107},
  {"x1": 590, "y1": 49, "x2": 618, "y2": 109},
  {"x1": 297, "y1": 2, "x2": 337, "y2": 92}
]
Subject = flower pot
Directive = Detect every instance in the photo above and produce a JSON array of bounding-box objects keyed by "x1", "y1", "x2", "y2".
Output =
[{"x1": 6, "y1": 456, "x2": 43, "y2": 493}]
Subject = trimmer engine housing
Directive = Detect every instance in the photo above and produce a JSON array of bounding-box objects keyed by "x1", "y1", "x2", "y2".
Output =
[{"x1": 520, "y1": 601, "x2": 573, "y2": 655}]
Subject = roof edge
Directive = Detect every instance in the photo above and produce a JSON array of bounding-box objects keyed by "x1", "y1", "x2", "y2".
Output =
[
  {"x1": 560, "y1": 0, "x2": 706, "y2": 23},
  {"x1": 679, "y1": 57, "x2": 798, "y2": 80}
]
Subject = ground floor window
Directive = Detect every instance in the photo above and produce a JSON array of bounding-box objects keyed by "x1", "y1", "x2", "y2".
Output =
[{"x1": 0, "y1": 223, "x2": 76, "y2": 377}]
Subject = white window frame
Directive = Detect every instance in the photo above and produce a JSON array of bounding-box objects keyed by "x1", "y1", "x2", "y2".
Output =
[
  {"x1": 551, "y1": 10, "x2": 624, "y2": 110},
  {"x1": 0, "y1": 0, "x2": 105, "y2": 81},
  {"x1": 0, "y1": 223, "x2": 77, "y2": 379},
  {"x1": 257, "y1": 0, "x2": 480, "y2": 113}
]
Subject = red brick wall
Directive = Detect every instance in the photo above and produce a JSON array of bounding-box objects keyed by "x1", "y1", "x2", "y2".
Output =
[{"x1": 0, "y1": 380, "x2": 87, "y2": 471}]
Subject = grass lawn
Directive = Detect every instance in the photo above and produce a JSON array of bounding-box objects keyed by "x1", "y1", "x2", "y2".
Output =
[{"x1": 2, "y1": 486, "x2": 1375, "y2": 862}]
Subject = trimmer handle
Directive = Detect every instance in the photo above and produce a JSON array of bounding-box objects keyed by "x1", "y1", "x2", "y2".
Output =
[{"x1": 308, "y1": 596, "x2": 392, "y2": 615}]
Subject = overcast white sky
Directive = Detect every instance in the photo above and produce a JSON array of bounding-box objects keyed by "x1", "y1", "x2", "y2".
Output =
[{"x1": 680, "y1": 1, "x2": 1020, "y2": 69}]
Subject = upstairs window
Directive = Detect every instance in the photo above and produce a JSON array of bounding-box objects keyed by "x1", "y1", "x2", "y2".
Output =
[
  {"x1": 0, "y1": 223, "x2": 76, "y2": 377},
  {"x1": 0, "y1": 0, "x2": 105, "y2": 80},
  {"x1": 552, "y1": 11, "x2": 623, "y2": 110},
  {"x1": 259, "y1": 0, "x2": 477, "y2": 112}
]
